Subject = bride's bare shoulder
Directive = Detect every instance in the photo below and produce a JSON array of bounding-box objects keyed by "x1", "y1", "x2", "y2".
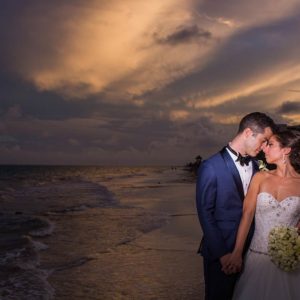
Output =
[
  {"x1": 265, "y1": 170, "x2": 277, "y2": 176},
  {"x1": 254, "y1": 170, "x2": 273, "y2": 179}
]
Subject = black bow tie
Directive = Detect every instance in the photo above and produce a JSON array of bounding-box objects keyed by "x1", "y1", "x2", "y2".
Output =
[{"x1": 227, "y1": 145, "x2": 251, "y2": 166}]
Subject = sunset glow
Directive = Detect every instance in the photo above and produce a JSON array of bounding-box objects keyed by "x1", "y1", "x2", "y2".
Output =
[{"x1": 0, "y1": 0, "x2": 300, "y2": 165}]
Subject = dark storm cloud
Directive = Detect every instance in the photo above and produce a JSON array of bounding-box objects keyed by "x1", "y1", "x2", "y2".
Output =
[
  {"x1": 154, "y1": 25, "x2": 212, "y2": 45},
  {"x1": 276, "y1": 101, "x2": 300, "y2": 114},
  {"x1": 0, "y1": 1, "x2": 70, "y2": 68},
  {"x1": 0, "y1": 71, "x2": 96, "y2": 120},
  {"x1": 0, "y1": 69, "x2": 152, "y2": 123},
  {"x1": 0, "y1": 0, "x2": 299, "y2": 165},
  {"x1": 0, "y1": 135, "x2": 17, "y2": 144},
  {"x1": 144, "y1": 12, "x2": 300, "y2": 109}
]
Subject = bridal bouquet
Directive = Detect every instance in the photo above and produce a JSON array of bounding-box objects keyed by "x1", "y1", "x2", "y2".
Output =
[{"x1": 268, "y1": 226, "x2": 300, "y2": 272}]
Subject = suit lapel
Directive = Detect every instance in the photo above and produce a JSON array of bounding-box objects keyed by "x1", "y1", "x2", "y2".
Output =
[
  {"x1": 251, "y1": 159, "x2": 259, "y2": 176},
  {"x1": 220, "y1": 147, "x2": 244, "y2": 201}
]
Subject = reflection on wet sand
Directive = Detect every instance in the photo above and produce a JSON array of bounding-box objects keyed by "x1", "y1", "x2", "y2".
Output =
[{"x1": 0, "y1": 166, "x2": 204, "y2": 299}]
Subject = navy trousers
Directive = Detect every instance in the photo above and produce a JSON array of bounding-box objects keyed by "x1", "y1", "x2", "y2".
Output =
[{"x1": 203, "y1": 258, "x2": 239, "y2": 300}]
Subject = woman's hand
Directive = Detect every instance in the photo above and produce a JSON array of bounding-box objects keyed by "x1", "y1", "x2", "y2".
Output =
[{"x1": 222, "y1": 251, "x2": 243, "y2": 274}]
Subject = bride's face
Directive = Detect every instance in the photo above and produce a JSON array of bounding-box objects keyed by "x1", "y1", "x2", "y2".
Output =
[{"x1": 263, "y1": 135, "x2": 284, "y2": 164}]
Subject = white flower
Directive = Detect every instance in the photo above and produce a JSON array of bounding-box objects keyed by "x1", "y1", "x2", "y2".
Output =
[
  {"x1": 268, "y1": 226, "x2": 300, "y2": 272},
  {"x1": 258, "y1": 160, "x2": 268, "y2": 171}
]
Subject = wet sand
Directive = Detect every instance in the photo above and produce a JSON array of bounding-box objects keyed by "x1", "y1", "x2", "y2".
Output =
[
  {"x1": 41, "y1": 169, "x2": 204, "y2": 299},
  {"x1": 0, "y1": 166, "x2": 204, "y2": 299}
]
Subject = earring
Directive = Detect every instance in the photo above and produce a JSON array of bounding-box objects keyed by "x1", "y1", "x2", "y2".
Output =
[{"x1": 282, "y1": 154, "x2": 286, "y2": 164}]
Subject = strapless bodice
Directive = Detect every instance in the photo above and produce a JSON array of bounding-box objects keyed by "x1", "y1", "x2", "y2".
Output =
[{"x1": 249, "y1": 192, "x2": 300, "y2": 254}]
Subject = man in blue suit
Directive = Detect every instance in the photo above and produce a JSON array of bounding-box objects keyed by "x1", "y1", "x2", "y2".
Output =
[{"x1": 196, "y1": 112, "x2": 276, "y2": 300}]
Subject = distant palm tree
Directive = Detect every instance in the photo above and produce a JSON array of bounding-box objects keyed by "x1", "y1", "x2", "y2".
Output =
[
  {"x1": 185, "y1": 155, "x2": 202, "y2": 173},
  {"x1": 195, "y1": 155, "x2": 202, "y2": 165}
]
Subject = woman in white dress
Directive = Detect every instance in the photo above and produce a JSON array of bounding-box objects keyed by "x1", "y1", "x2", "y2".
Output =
[{"x1": 225, "y1": 128, "x2": 300, "y2": 299}]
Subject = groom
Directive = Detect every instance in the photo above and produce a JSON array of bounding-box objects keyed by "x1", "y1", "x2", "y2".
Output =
[{"x1": 196, "y1": 112, "x2": 276, "y2": 300}]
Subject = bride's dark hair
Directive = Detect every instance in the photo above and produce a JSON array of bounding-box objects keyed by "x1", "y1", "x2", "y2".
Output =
[{"x1": 274, "y1": 127, "x2": 300, "y2": 173}]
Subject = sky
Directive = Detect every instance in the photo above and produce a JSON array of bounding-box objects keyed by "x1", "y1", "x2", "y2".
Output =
[{"x1": 1, "y1": 0, "x2": 300, "y2": 165}]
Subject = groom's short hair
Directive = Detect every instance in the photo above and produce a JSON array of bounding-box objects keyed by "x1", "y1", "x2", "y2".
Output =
[{"x1": 238, "y1": 112, "x2": 276, "y2": 135}]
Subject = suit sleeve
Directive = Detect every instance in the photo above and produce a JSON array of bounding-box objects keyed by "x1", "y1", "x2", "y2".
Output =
[{"x1": 196, "y1": 161, "x2": 230, "y2": 260}]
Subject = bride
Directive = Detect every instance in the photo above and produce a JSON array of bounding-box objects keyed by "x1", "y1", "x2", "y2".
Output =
[{"x1": 224, "y1": 128, "x2": 300, "y2": 299}]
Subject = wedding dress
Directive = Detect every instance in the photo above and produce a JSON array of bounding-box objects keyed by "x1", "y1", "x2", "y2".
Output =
[{"x1": 233, "y1": 192, "x2": 300, "y2": 300}]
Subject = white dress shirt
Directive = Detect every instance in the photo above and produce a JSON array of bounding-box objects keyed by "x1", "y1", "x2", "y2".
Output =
[{"x1": 226, "y1": 148, "x2": 253, "y2": 196}]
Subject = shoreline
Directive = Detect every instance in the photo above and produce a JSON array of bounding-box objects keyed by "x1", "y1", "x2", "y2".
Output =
[{"x1": 0, "y1": 166, "x2": 204, "y2": 299}]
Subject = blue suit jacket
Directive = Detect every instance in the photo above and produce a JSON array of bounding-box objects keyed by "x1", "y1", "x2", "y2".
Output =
[{"x1": 196, "y1": 147, "x2": 258, "y2": 262}]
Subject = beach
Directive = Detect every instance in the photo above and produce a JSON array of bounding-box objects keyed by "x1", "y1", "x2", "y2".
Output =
[{"x1": 0, "y1": 166, "x2": 204, "y2": 299}]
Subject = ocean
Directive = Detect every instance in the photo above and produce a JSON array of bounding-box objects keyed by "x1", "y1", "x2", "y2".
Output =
[{"x1": 0, "y1": 166, "x2": 203, "y2": 299}]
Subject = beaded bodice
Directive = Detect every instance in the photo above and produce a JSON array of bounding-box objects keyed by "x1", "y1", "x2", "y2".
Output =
[{"x1": 249, "y1": 192, "x2": 300, "y2": 254}]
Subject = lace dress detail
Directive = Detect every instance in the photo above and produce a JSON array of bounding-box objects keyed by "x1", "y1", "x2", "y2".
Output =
[
  {"x1": 233, "y1": 192, "x2": 300, "y2": 300},
  {"x1": 249, "y1": 192, "x2": 300, "y2": 254}
]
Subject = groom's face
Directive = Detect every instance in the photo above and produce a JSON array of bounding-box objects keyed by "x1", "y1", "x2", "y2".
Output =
[{"x1": 245, "y1": 127, "x2": 273, "y2": 157}]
